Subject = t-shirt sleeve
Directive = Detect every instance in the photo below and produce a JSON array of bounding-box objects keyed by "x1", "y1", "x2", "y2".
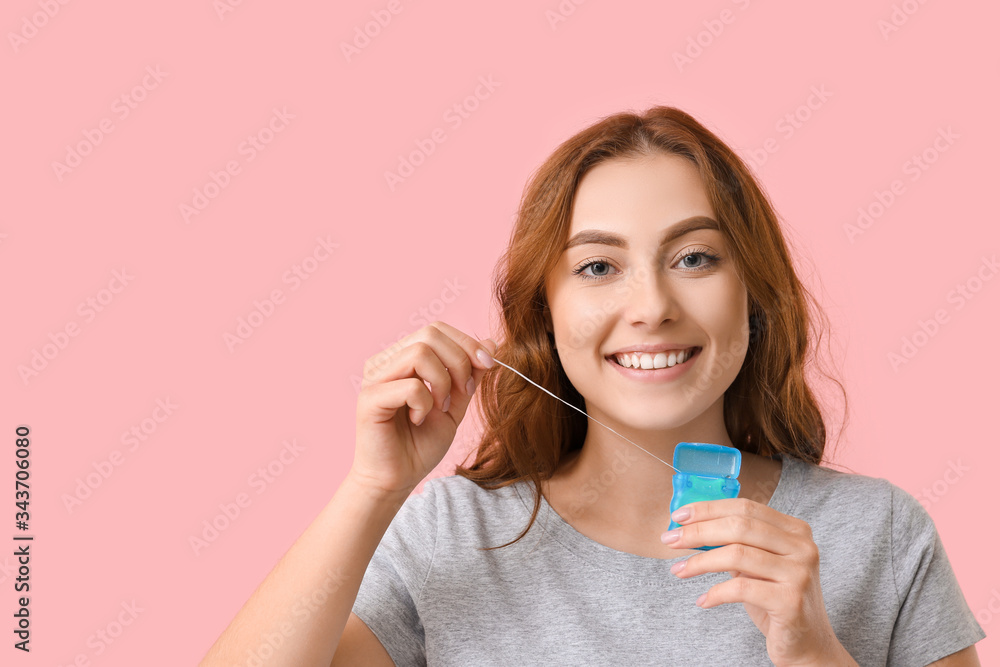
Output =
[
  {"x1": 351, "y1": 479, "x2": 439, "y2": 667},
  {"x1": 886, "y1": 483, "x2": 986, "y2": 666}
]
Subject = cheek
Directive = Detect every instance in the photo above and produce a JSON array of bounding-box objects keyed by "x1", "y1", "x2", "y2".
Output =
[
  {"x1": 714, "y1": 303, "x2": 748, "y2": 338},
  {"x1": 704, "y1": 288, "x2": 751, "y2": 367},
  {"x1": 694, "y1": 282, "x2": 749, "y2": 341},
  {"x1": 556, "y1": 297, "x2": 619, "y2": 350}
]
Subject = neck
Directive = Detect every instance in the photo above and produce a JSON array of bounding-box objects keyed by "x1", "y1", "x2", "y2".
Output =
[{"x1": 547, "y1": 399, "x2": 739, "y2": 527}]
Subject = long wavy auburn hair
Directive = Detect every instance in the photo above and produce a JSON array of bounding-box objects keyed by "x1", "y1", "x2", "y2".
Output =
[{"x1": 454, "y1": 105, "x2": 848, "y2": 550}]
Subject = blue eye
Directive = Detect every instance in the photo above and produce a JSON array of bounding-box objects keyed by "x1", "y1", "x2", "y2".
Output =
[
  {"x1": 571, "y1": 249, "x2": 722, "y2": 282},
  {"x1": 571, "y1": 259, "x2": 614, "y2": 280},
  {"x1": 678, "y1": 251, "x2": 720, "y2": 270}
]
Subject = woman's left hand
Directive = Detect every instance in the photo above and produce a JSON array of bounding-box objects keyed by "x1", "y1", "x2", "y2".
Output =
[{"x1": 661, "y1": 497, "x2": 857, "y2": 667}]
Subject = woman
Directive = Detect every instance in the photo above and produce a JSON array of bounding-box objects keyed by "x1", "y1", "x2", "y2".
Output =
[{"x1": 201, "y1": 107, "x2": 985, "y2": 666}]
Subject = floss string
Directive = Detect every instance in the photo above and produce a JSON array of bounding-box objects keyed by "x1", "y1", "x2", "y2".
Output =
[{"x1": 489, "y1": 358, "x2": 680, "y2": 473}]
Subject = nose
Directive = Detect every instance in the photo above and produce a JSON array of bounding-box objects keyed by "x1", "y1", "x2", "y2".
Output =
[{"x1": 620, "y1": 263, "x2": 679, "y2": 328}]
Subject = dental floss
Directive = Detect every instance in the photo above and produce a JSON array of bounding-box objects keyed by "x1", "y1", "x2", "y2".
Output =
[
  {"x1": 489, "y1": 358, "x2": 681, "y2": 473},
  {"x1": 485, "y1": 350, "x2": 742, "y2": 551}
]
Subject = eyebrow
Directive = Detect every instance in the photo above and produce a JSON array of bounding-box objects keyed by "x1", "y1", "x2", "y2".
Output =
[{"x1": 563, "y1": 216, "x2": 720, "y2": 251}]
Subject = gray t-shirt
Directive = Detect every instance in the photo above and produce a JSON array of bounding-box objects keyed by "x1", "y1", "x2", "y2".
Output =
[{"x1": 351, "y1": 453, "x2": 985, "y2": 665}]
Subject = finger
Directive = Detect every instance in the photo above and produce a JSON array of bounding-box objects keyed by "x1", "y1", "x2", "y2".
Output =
[
  {"x1": 427, "y1": 321, "x2": 496, "y2": 372},
  {"x1": 663, "y1": 513, "x2": 800, "y2": 556},
  {"x1": 365, "y1": 341, "x2": 454, "y2": 415},
  {"x1": 420, "y1": 322, "x2": 495, "y2": 410},
  {"x1": 672, "y1": 544, "x2": 788, "y2": 583},
  {"x1": 389, "y1": 323, "x2": 495, "y2": 404},
  {"x1": 359, "y1": 376, "x2": 434, "y2": 427},
  {"x1": 696, "y1": 576, "x2": 786, "y2": 612},
  {"x1": 672, "y1": 496, "x2": 809, "y2": 538},
  {"x1": 428, "y1": 328, "x2": 494, "y2": 408}
]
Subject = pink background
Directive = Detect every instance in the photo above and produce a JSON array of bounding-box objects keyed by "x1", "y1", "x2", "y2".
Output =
[{"x1": 2, "y1": 0, "x2": 997, "y2": 663}]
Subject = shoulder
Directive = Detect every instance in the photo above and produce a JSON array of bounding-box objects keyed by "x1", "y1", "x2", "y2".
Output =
[
  {"x1": 418, "y1": 474, "x2": 530, "y2": 517},
  {"x1": 783, "y1": 454, "x2": 893, "y2": 501},
  {"x1": 414, "y1": 474, "x2": 536, "y2": 547},
  {"x1": 779, "y1": 455, "x2": 919, "y2": 533}
]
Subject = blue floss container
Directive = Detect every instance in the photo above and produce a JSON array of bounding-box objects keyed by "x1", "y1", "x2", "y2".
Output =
[{"x1": 667, "y1": 442, "x2": 741, "y2": 551}]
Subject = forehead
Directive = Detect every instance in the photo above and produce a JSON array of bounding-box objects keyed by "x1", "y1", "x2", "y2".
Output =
[{"x1": 568, "y1": 154, "x2": 714, "y2": 234}]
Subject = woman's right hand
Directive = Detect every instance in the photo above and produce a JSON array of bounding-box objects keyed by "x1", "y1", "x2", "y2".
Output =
[{"x1": 351, "y1": 322, "x2": 497, "y2": 497}]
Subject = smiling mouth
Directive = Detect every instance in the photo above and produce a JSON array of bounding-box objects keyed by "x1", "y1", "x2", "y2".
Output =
[{"x1": 608, "y1": 347, "x2": 701, "y2": 370}]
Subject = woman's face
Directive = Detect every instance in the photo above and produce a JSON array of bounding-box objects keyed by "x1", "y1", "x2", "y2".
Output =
[{"x1": 544, "y1": 152, "x2": 750, "y2": 435}]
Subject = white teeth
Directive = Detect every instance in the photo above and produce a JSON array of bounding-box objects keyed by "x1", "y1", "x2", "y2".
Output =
[{"x1": 614, "y1": 348, "x2": 696, "y2": 369}]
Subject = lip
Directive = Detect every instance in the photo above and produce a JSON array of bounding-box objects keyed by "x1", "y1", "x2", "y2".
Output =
[
  {"x1": 608, "y1": 343, "x2": 696, "y2": 355},
  {"x1": 605, "y1": 347, "x2": 701, "y2": 383}
]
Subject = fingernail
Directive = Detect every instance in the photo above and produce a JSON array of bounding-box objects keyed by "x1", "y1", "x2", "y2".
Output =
[
  {"x1": 669, "y1": 560, "x2": 686, "y2": 575},
  {"x1": 476, "y1": 348, "x2": 494, "y2": 368},
  {"x1": 442, "y1": 395, "x2": 451, "y2": 413},
  {"x1": 696, "y1": 593, "x2": 707, "y2": 607},
  {"x1": 466, "y1": 377, "x2": 476, "y2": 397},
  {"x1": 660, "y1": 528, "x2": 681, "y2": 544},
  {"x1": 671, "y1": 507, "x2": 691, "y2": 522}
]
